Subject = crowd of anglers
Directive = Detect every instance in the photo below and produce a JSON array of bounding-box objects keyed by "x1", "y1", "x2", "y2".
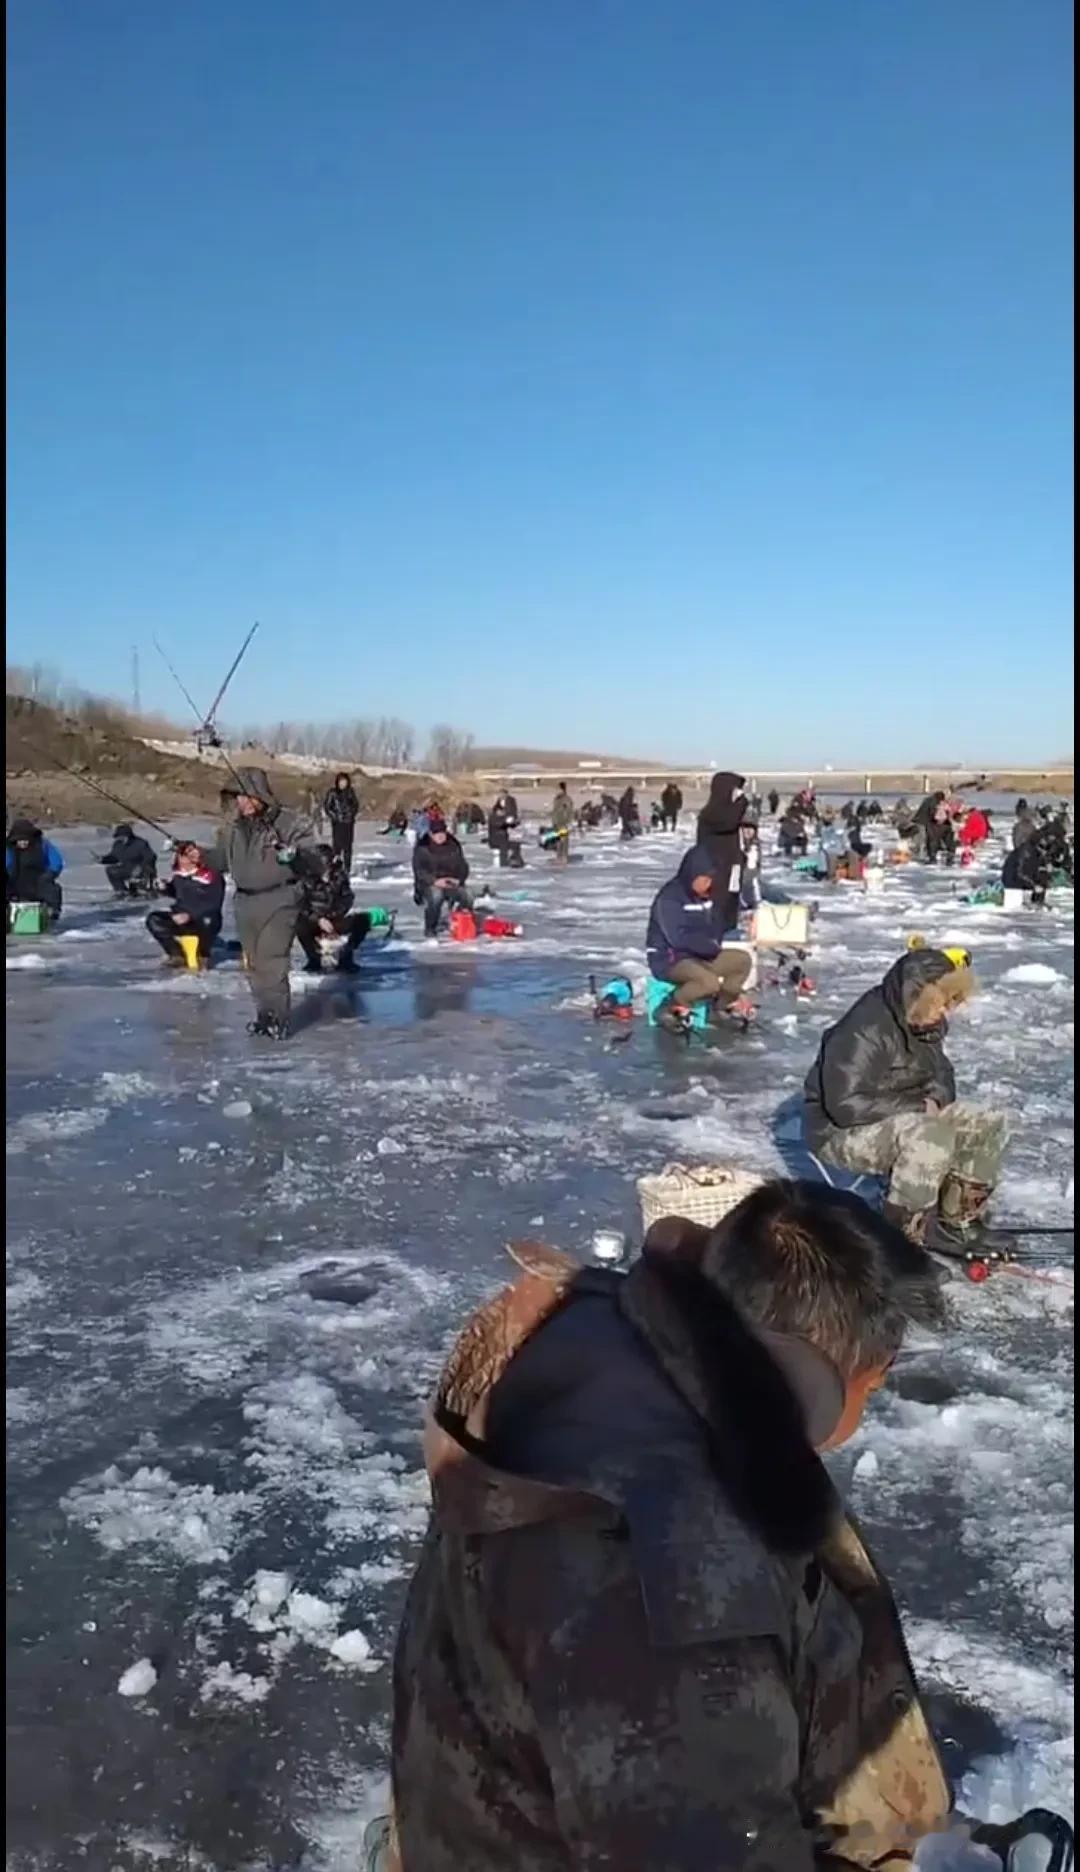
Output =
[{"x1": 6, "y1": 761, "x2": 1075, "y2": 1870}]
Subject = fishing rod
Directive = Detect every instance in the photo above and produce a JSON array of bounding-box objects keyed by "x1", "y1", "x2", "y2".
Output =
[
  {"x1": 203, "y1": 620, "x2": 259, "y2": 732},
  {"x1": 152, "y1": 635, "x2": 205, "y2": 727},
  {"x1": 6, "y1": 733, "x2": 174, "y2": 839},
  {"x1": 147, "y1": 629, "x2": 300, "y2": 855}
]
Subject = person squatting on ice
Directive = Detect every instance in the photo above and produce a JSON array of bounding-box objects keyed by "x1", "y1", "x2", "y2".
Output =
[
  {"x1": 803, "y1": 948, "x2": 1008, "y2": 1252},
  {"x1": 297, "y1": 845, "x2": 371, "y2": 973},
  {"x1": 5, "y1": 819, "x2": 64, "y2": 923},
  {"x1": 322, "y1": 772, "x2": 360, "y2": 872},
  {"x1": 412, "y1": 822, "x2": 472, "y2": 937},
  {"x1": 146, "y1": 842, "x2": 225, "y2": 966},
  {"x1": 380, "y1": 1182, "x2": 957, "y2": 1870},
  {"x1": 98, "y1": 823, "x2": 157, "y2": 897},
  {"x1": 646, "y1": 843, "x2": 753, "y2": 1030},
  {"x1": 220, "y1": 767, "x2": 321, "y2": 1039}
]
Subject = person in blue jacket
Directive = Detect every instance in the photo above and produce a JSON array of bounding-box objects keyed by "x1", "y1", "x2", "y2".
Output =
[
  {"x1": 645, "y1": 843, "x2": 753, "y2": 1031},
  {"x1": 6, "y1": 819, "x2": 64, "y2": 923}
]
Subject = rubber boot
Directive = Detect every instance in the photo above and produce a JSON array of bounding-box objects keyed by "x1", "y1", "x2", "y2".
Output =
[
  {"x1": 657, "y1": 1003, "x2": 693, "y2": 1037},
  {"x1": 883, "y1": 1200, "x2": 930, "y2": 1246},
  {"x1": 336, "y1": 951, "x2": 360, "y2": 974},
  {"x1": 926, "y1": 1176, "x2": 1012, "y2": 1259}
]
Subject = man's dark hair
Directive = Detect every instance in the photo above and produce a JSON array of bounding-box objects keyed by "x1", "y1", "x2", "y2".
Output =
[{"x1": 701, "y1": 1180, "x2": 945, "y2": 1375}]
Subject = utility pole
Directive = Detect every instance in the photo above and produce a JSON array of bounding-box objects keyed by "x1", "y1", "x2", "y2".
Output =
[{"x1": 131, "y1": 646, "x2": 141, "y2": 714}]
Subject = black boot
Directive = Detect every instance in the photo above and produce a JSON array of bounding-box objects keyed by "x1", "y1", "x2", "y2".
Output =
[
  {"x1": 302, "y1": 958, "x2": 324, "y2": 974},
  {"x1": 336, "y1": 951, "x2": 360, "y2": 974},
  {"x1": 248, "y1": 1012, "x2": 289, "y2": 1041},
  {"x1": 928, "y1": 1176, "x2": 1012, "y2": 1259}
]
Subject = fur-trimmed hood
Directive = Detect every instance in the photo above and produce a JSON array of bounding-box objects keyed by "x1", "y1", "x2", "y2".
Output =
[
  {"x1": 883, "y1": 950, "x2": 976, "y2": 1033},
  {"x1": 426, "y1": 1240, "x2": 837, "y2": 1559}
]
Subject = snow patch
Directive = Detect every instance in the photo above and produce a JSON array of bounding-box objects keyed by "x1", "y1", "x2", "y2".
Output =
[
  {"x1": 63, "y1": 1464, "x2": 250, "y2": 1566},
  {"x1": 118, "y1": 1658, "x2": 158, "y2": 1698}
]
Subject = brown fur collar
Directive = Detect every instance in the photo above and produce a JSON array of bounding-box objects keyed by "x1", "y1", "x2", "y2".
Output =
[{"x1": 907, "y1": 963, "x2": 976, "y2": 1030}]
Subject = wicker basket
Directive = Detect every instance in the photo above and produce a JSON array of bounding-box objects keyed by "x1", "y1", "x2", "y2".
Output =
[{"x1": 636, "y1": 1162, "x2": 764, "y2": 1235}]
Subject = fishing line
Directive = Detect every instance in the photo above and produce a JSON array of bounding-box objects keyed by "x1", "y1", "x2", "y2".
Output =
[{"x1": 7, "y1": 733, "x2": 173, "y2": 838}]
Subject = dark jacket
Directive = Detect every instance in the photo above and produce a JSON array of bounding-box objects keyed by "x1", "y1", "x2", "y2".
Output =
[
  {"x1": 646, "y1": 844, "x2": 728, "y2": 977},
  {"x1": 301, "y1": 860, "x2": 354, "y2": 927},
  {"x1": 487, "y1": 798, "x2": 519, "y2": 846},
  {"x1": 804, "y1": 952, "x2": 969, "y2": 1150},
  {"x1": 617, "y1": 787, "x2": 640, "y2": 824},
  {"x1": 324, "y1": 779, "x2": 360, "y2": 825},
  {"x1": 102, "y1": 825, "x2": 157, "y2": 878},
  {"x1": 390, "y1": 1242, "x2": 949, "y2": 1872},
  {"x1": 220, "y1": 769, "x2": 320, "y2": 897},
  {"x1": 1012, "y1": 810, "x2": 1039, "y2": 850},
  {"x1": 660, "y1": 781, "x2": 683, "y2": 813},
  {"x1": 413, "y1": 832, "x2": 470, "y2": 899},
  {"x1": 696, "y1": 771, "x2": 748, "y2": 900},
  {"x1": 6, "y1": 821, "x2": 64, "y2": 888},
  {"x1": 914, "y1": 792, "x2": 945, "y2": 830},
  {"x1": 165, "y1": 863, "x2": 225, "y2": 922}
]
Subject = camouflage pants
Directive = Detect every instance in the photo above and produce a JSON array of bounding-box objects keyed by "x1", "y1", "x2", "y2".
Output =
[{"x1": 819, "y1": 1103, "x2": 1007, "y2": 1213}]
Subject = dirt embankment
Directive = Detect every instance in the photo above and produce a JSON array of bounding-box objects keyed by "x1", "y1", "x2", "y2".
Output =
[{"x1": 4, "y1": 697, "x2": 449, "y2": 829}]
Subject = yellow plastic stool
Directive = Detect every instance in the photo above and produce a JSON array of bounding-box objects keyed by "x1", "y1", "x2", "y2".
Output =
[{"x1": 177, "y1": 933, "x2": 202, "y2": 970}]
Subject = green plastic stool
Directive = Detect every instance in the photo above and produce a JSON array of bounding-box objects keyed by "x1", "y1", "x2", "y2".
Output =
[{"x1": 646, "y1": 978, "x2": 709, "y2": 1029}]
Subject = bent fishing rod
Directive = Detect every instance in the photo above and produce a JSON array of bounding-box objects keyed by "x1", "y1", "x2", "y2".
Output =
[
  {"x1": 152, "y1": 626, "x2": 269, "y2": 804},
  {"x1": 150, "y1": 627, "x2": 302, "y2": 855}
]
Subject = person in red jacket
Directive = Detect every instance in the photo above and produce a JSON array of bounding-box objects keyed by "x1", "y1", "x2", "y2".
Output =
[{"x1": 959, "y1": 807, "x2": 992, "y2": 848}]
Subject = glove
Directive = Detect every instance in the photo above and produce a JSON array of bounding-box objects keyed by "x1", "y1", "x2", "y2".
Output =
[{"x1": 276, "y1": 847, "x2": 297, "y2": 866}]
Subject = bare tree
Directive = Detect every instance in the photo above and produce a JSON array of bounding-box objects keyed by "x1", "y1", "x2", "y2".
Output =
[{"x1": 427, "y1": 725, "x2": 476, "y2": 774}]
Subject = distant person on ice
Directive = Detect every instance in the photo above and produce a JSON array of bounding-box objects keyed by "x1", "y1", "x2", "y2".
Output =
[
  {"x1": 487, "y1": 791, "x2": 523, "y2": 867},
  {"x1": 322, "y1": 772, "x2": 360, "y2": 872},
  {"x1": 146, "y1": 842, "x2": 225, "y2": 967},
  {"x1": 617, "y1": 786, "x2": 642, "y2": 839},
  {"x1": 220, "y1": 768, "x2": 321, "y2": 1040},
  {"x1": 297, "y1": 845, "x2": 371, "y2": 973},
  {"x1": 958, "y1": 805, "x2": 992, "y2": 851},
  {"x1": 550, "y1": 783, "x2": 574, "y2": 859},
  {"x1": 383, "y1": 1181, "x2": 952, "y2": 1870},
  {"x1": 97, "y1": 823, "x2": 157, "y2": 897},
  {"x1": 659, "y1": 780, "x2": 683, "y2": 831},
  {"x1": 803, "y1": 948, "x2": 1008, "y2": 1252},
  {"x1": 6, "y1": 819, "x2": 64, "y2": 925},
  {"x1": 645, "y1": 844, "x2": 753, "y2": 1031},
  {"x1": 412, "y1": 822, "x2": 473, "y2": 938}
]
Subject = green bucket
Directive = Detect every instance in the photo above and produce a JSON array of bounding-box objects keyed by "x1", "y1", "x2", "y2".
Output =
[{"x1": 8, "y1": 901, "x2": 48, "y2": 936}]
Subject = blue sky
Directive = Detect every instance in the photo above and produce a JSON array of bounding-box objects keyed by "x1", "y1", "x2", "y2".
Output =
[{"x1": 7, "y1": 0, "x2": 1073, "y2": 766}]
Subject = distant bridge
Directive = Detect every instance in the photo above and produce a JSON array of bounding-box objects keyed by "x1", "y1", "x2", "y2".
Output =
[{"x1": 474, "y1": 766, "x2": 1073, "y2": 796}]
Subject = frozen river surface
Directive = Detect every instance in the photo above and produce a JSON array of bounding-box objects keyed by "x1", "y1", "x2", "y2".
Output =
[{"x1": 6, "y1": 814, "x2": 1074, "y2": 1869}]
